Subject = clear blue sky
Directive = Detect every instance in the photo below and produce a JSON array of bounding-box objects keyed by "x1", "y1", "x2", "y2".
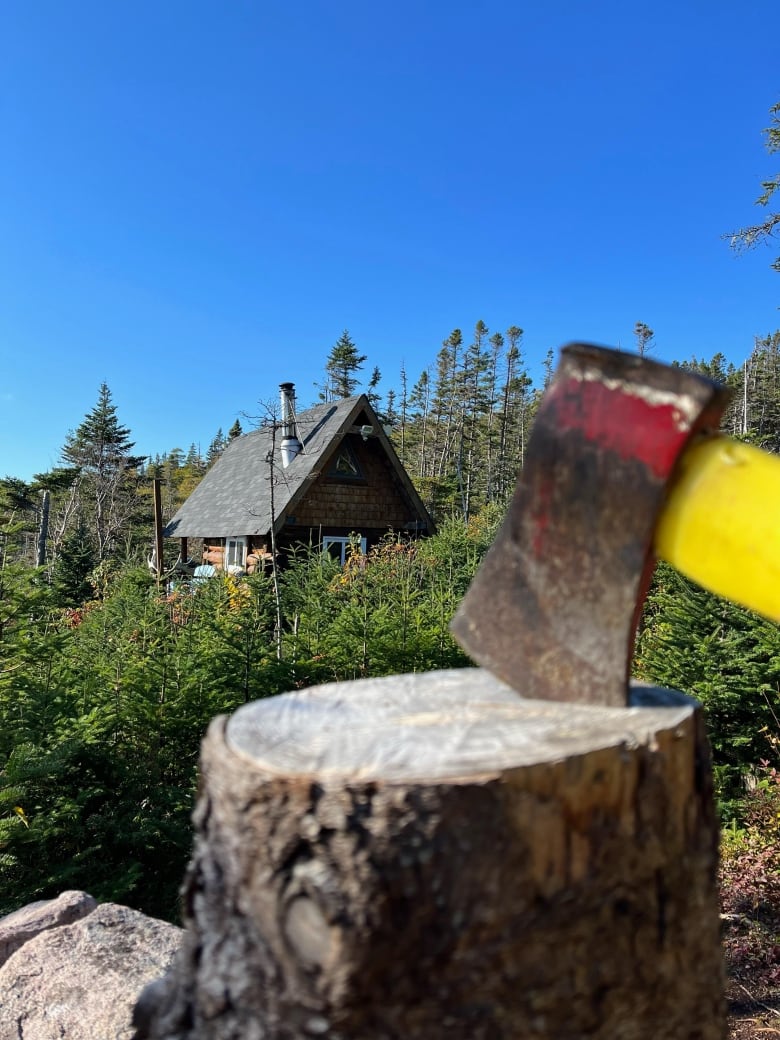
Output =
[{"x1": 1, "y1": 1, "x2": 778, "y2": 481}]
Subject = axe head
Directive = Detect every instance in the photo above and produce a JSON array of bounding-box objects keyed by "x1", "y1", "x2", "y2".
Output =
[{"x1": 451, "y1": 343, "x2": 730, "y2": 706}]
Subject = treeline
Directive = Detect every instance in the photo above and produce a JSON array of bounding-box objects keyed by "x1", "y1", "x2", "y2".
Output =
[
  {"x1": 3, "y1": 321, "x2": 780, "y2": 925},
  {"x1": 6, "y1": 323, "x2": 780, "y2": 584}
]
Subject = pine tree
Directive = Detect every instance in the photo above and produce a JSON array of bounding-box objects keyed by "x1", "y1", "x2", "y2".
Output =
[{"x1": 228, "y1": 420, "x2": 243, "y2": 441}]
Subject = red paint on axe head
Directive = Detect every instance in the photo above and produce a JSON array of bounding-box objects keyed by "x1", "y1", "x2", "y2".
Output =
[
  {"x1": 551, "y1": 377, "x2": 689, "y2": 481},
  {"x1": 450, "y1": 342, "x2": 732, "y2": 706}
]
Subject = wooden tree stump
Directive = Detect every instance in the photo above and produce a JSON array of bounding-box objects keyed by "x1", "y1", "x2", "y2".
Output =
[{"x1": 134, "y1": 669, "x2": 725, "y2": 1040}]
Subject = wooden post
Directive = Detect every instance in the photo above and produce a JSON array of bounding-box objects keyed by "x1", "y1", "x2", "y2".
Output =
[
  {"x1": 133, "y1": 669, "x2": 725, "y2": 1040},
  {"x1": 36, "y1": 489, "x2": 50, "y2": 568},
  {"x1": 153, "y1": 479, "x2": 164, "y2": 587}
]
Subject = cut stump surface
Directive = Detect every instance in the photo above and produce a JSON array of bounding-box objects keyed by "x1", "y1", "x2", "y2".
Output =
[{"x1": 134, "y1": 668, "x2": 726, "y2": 1040}]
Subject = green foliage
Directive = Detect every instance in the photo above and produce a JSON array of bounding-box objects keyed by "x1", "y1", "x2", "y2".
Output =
[
  {"x1": 397, "y1": 320, "x2": 532, "y2": 520},
  {"x1": 9, "y1": 309, "x2": 780, "y2": 946},
  {"x1": 633, "y1": 321, "x2": 655, "y2": 357},
  {"x1": 280, "y1": 518, "x2": 498, "y2": 682},
  {"x1": 0, "y1": 512, "x2": 502, "y2": 920},
  {"x1": 0, "y1": 563, "x2": 288, "y2": 919},
  {"x1": 727, "y1": 99, "x2": 780, "y2": 274},
  {"x1": 637, "y1": 564, "x2": 780, "y2": 809},
  {"x1": 51, "y1": 520, "x2": 96, "y2": 606},
  {"x1": 37, "y1": 384, "x2": 151, "y2": 576},
  {"x1": 321, "y1": 329, "x2": 367, "y2": 401}
]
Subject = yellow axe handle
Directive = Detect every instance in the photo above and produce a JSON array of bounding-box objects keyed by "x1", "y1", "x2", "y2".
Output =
[{"x1": 656, "y1": 436, "x2": 780, "y2": 622}]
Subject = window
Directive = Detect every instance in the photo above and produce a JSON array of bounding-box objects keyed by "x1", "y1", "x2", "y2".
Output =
[
  {"x1": 225, "y1": 537, "x2": 247, "y2": 570},
  {"x1": 327, "y1": 442, "x2": 364, "y2": 481},
  {"x1": 322, "y1": 535, "x2": 367, "y2": 565}
]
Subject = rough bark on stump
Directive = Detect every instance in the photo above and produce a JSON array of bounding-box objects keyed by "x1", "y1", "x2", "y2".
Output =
[{"x1": 134, "y1": 668, "x2": 725, "y2": 1040}]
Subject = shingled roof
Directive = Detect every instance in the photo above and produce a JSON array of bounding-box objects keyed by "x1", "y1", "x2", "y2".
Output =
[{"x1": 164, "y1": 394, "x2": 432, "y2": 539}]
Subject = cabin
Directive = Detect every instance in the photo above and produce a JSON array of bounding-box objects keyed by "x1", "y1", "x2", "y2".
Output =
[{"x1": 164, "y1": 384, "x2": 435, "y2": 574}]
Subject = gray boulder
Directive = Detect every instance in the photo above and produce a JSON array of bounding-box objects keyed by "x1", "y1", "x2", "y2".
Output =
[
  {"x1": 0, "y1": 901, "x2": 183, "y2": 1040},
  {"x1": 0, "y1": 890, "x2": 97, "y2": 968}
]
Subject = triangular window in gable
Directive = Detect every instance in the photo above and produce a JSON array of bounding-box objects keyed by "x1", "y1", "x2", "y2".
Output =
[{"x1": 328, "y1": 441, "x2": 364, "y2": 481}]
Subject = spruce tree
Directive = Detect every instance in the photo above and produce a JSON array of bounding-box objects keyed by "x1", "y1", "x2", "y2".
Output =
[
  {"x1": 59, "y1": 384, "x2": 146, "y2": 563},
  {"x1": 638, "y1": 564, "x2": 780, "y2": 811},
  {"x1": 206, "y1": 429, "x2": 226, "y2": 467},
  {"x1": 744, "y1": 332, "x2": 780, "y2": 451},
  {"x1": 366, "y1": 366, "x2": 382, "y2": 411},
  {"x1": 51, "y1": 519, "x2": 96, "y2": 606},
  {"x1": 322, "y1": 330, "x2": 367, "y2": 400},
  {"x1": 727, "y1": 99, "x2": 780, "y2": 274}
]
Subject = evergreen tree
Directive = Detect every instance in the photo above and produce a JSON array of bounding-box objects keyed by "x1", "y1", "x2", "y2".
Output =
[
  {"x1": 634, "y1": 322, "x2": 655, "y2": 357},
  {"x1": 406, "y1": 369, "x2": 432, "y2": 480},
  {"x1": 0, "y1": 478, "x2": 39, "y2": 565},
  {"x1": 727, "y1": 100, "x2": 780, "y2": 274},
  {"x1": 431, "y1": 329, "x2": 463, "y2": 482},
  {"x1": 458, "y1": 320, "x2": 491, "y2": 518},
  {"x1": 206, "y1": 429, "x2": 226, "y2": 467},
  {"x1": 366, "y1": 366, "x2": 382, "y2": 412},
  {"x1": 384, "y1": 388, "x2": 398, "y2": 429},
  {"x1": 541, "y1": 347, "x2": 555, "y2": 389},
  {"x1": 743, "y1": 332, "x2": 780, "y2": 451},
  {"x1": 321, "y1": 330, "x2": 367, "y2": 401},
  {"x1": 391, "y1": 321, "x2": 533, "y2": 518},
  {"x1": 638, "y1": 564, "x2": 780, "y2": 812},
  {"x1": 497, "y1": 326, "x2": 532, "y2": 497},
  {"x1": 58, "y1": 384, "x2": 146, "y2": 564},
  {"x1": 675, "y1": 353, "x2": 742, "y2": 438},
  {"x1": 51, "y1": 520, "x2": 96, "y2": 606},
  {"x1": 228, "y1": 420, "x2": 243, "y2": 441},
  {"x1": 483, "y1": 332, "x2": 504, "y2": 503}
]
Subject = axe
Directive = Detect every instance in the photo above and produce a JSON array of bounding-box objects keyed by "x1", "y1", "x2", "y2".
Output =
[{"x1": 451, "y1": 342, "x2": 780, "y2": 707}]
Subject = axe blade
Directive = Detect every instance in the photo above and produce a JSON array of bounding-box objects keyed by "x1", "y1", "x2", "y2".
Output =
[{"x1": 451, "y1": 343, "x2": 730, "y2": 706}]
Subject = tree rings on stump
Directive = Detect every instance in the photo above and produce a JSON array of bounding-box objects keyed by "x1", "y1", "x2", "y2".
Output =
[{"x1": 134, "y1": 668, "x2": 725, "y2": 1040}]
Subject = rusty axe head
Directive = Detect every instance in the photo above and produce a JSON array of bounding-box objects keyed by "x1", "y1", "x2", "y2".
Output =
[{"x1": 450, "y1": 343, "x2": 731, "y2": 707}]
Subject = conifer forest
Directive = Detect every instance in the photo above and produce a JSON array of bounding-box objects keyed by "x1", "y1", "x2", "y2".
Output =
[{"x1": 0, "y1": 322, "x2": 778, "y2": 926}]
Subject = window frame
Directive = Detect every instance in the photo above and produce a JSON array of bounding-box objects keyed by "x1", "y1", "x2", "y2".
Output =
[
  {"x1": 322, "y1": 535, "x2": 367, "y2": 565},
  {"x1": 225, "y1": 536, "x2": 247, "y2": 570}
]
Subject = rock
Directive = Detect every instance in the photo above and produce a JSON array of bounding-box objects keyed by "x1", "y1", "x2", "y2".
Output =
[
  {"x1": 0, "y1": 901, "x2": 183, "y2": 1040},
  {"x1": 0, "y1": 890, "x2": 97, "y2": 968}
]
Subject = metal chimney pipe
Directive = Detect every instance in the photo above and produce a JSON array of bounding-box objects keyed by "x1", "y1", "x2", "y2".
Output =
[{"x1": 279, "y1": 383, "x2": 302, "y2": 468}]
